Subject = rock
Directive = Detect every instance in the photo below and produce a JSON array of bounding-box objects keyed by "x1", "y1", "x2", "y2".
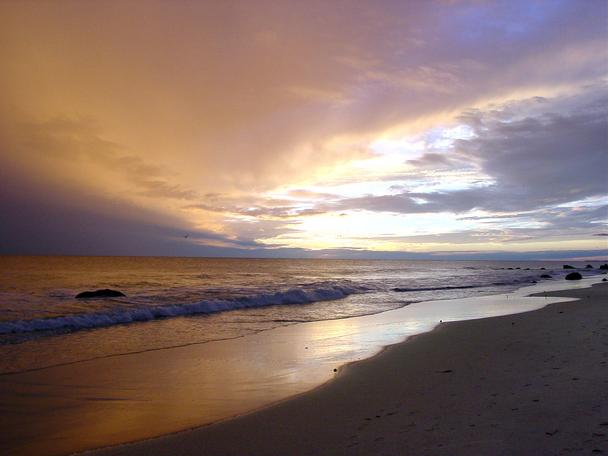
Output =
[
  {"x1": 564, "y1": 272, "x2": 582, "y2": 280},
  {"x1": 600, "y1": 264, "x2": 608, "y2": 270},
  {"x1": 602, "y1": 278, "x2": 607, "y2": 282},
  {"x1": 76, "y1": 289, "x2": 126, "y2": 299},
  {"x1": 540, "y1": 267, "x2": 546, "y2": 270},
  {"x1": 586, "y1": 264, "x2": 594, "y2": 269},
  {"x1": 540, "y1": 274, "x2": 552, "y2": 279},
  {"x1": 563, "y1": 264, "x2": 575, "y2": 269}
]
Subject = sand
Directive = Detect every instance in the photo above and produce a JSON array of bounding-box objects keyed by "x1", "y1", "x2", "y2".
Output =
[{"x1": 88, "y1": 282, "x2": 608, "y2": 456}]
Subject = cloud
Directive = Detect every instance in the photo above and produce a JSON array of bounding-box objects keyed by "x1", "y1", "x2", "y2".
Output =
[
  {"x1": 450, "y1": 89, "x2": 608, "y2": 210},
  {"x1": 0, "y1": 1, "x2": 607, "y2": 256},
  {"x1": 184, "y1": 197, "x2": 326, "y2": 220},
  {"x1": 0, "y1": 173, "x2": 256, "y2": 256},
  {"x1": 406, "y1": 152, "x2": 455, "y2": 168},
  {"x1": 2, "y1": 0, "x2": 606, "y2": 192},
  {"x1": 332, "y1": 86, "x2": 608, "y2": 219},
  {"x1": 0, "y1": 118, "x2": 259, "y2": 253},
  {"x1": 0, "y1": 116, "x2": 200, "y2": 205},
  {"x1": 287, "y1": 189, "x2": 339, "y2": 200},
  {"x1": 136, "y1": 180, "x2": 198, "y2": 200},
  {"x1": 251, "y1": 86, "x2": 607, "y2": 251}
]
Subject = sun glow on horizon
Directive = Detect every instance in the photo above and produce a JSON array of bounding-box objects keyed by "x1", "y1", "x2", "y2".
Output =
[{"x1": 0, "y1": 1, "x2": 606, "y2": 257}]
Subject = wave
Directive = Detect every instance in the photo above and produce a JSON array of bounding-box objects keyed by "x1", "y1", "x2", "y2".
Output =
[
  {"x1": 392, "y1": 285, "x2": 481, "y2": 292},
  {"x1": 392, "y1": 274, "x2": 555, "y2": 293},
  {"x1": 0, "y1": 283, "x2": 368, "y2": 335}
]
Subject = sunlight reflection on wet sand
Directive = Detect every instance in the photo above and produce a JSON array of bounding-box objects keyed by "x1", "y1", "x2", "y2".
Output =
[{"x1": 0, "y1": 278, "x2": 600, "y2": 456}]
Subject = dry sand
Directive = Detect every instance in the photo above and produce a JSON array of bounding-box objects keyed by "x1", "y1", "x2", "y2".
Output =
[{"x1": 89, "y1": 282, "x2": 608, "y2": 456}]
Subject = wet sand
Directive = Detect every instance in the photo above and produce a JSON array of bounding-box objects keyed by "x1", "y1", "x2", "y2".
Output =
[
  {"x1": 89, "y1": 282, "x2": 608, "y2": 456},
  {"x1": 5, "y1": 279, "x2": 591, "y2": 456}
]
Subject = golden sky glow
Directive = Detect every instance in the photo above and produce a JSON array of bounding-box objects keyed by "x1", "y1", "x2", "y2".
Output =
[{"x1": 0, "y1": 1, "x2": 607, "y2": 258}]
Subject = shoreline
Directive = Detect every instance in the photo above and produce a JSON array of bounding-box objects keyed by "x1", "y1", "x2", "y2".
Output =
[
  {"x1": 0, "y1": 277, "x2": 604, "y2": 456},
  {"x1": 2, "y1": 259, "x2": 597, "y2": 375},
  {"x1": 0, "y1": 280, "x2": 566, "y2": 376},
  {"x1": 85, "y1": 279, "x2": 608, "y2": 456},
  {"x1": 2, "y1": 271, "x2": 596, "y2": 376}
]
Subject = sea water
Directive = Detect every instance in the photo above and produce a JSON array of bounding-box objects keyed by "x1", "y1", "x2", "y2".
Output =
[
  {"x1": 0, "y1": 256, "x2": 602, "y2": 373},
  {"x1": 1, "y1": 256, "x2": 605, "y2": 456}
]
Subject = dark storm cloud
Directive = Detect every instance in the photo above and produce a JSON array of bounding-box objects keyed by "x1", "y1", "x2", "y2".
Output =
[
  {"x1": 0, "y1": 161, "x2": 261, "y2": 256},
  {"x1": 449, "y1": 91, "x2": 608, "y2": 212},
  {"x1": 332, "y1": 87, "x2": 608, "y2": 220},
  {"x1": 457, "y1": 204, "x2": 607, "y2": 233},
  {"x1": 0, "y1": 189, "x2": 262, "y2": 256}
]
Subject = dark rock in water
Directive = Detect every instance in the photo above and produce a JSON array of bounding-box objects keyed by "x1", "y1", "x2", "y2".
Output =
[
  {"x1": 540, "y1": 267, "x2": 546, "y2": 270},
  {"x1": 603, "y1": 278, "x2": 607, "y2": 282},
  {"x1": 516, "y1": 267, "x2": 521, "y2": 270},
  {"x1": 540, "y1": 274, "x2": 552, "y2": 279},
  {"x1": 585, "y1": 264, "x2": 594, "y2": 269},
  {"x1": 564, "y1": 272, "x2": 582, "y2": 281},
  {"x1": 600, "y1": 264, "x2": 608, "y2": 270},
  {"x1": 76, "y1": 289, "x2": 126, "y2": 299},
  {"x1": 507, "y1": 267, "x2": 514, "y2": 270},
  {"x1": 563, "y1": 265, "x2": 575, "y2": 269},
  {"x1": 525, "y1": 268, "x2": 530, "y2": 270}
]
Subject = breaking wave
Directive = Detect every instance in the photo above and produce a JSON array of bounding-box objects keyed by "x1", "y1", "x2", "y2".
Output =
[
  {"x1": 392, "y1": 285, "x2": 481, "y2": 292},
  {"x1": 0, "y1": 283, "x2": 368, "y2": 335}
]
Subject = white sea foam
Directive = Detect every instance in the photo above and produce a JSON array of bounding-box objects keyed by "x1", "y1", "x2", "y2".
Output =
[{"x1": 0, "y1": 283, "x2": 368, "y2": 334}]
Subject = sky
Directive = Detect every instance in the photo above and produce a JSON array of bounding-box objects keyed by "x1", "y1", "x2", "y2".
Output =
[{"x1": 1, "y1": 0, "x2": 607, "y2": 260}]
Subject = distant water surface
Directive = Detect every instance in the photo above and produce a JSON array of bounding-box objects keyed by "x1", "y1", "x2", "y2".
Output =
[{"x1": 0, "y1": 256, "x2": 602, "y2": 373}]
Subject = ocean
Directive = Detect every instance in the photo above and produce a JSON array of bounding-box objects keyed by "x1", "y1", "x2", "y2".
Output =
[
  {"x1": 2, "y1": 255, "x2": 606, "y2": 456},
  {"x1": 0, "y1": 255, "x2": 601, "y2": 374}
]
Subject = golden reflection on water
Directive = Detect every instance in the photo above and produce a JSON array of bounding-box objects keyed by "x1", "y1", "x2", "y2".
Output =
[{"x1": 0, "y1": 278, "x2": 596, "y2": 456}]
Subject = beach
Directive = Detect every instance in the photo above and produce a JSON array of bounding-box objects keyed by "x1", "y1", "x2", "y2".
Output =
[
  {"x1": 86, "y1": 281, "x2": 608, "y2": 455},
  {"x1": 1, "y1": 267, "x2": 605, "y2": 456},
  {"x1": 3, "y1": 2, "x2": 607, "y2": 454}
]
